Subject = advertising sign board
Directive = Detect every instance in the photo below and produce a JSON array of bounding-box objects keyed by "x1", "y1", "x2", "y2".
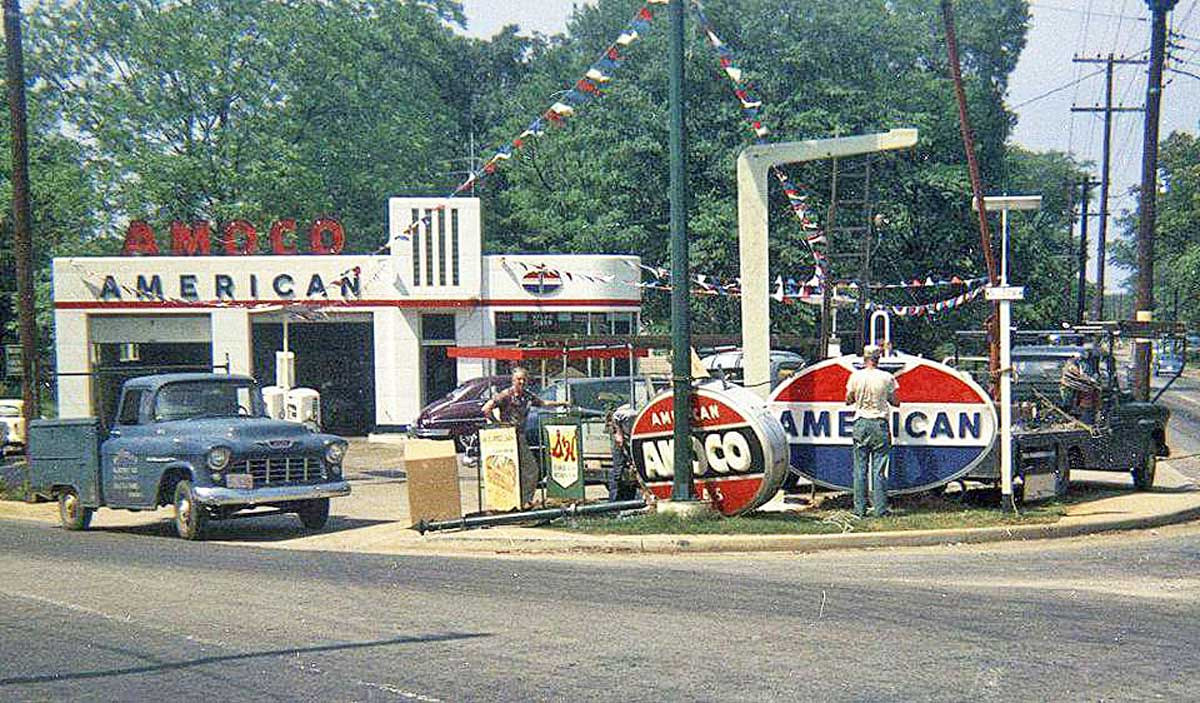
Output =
[
  {"x1": 479, "y1": 426, "x2": 520, "y2": 511},
  {"x1": 544, "y1": 421, "x2": 585, "y2": 499},
  {"x1": 768, "y1": 354, "x2": 998, "y2": 494},
  {"x1": 630, "y1": 382, "x2": 789, "y2": 516}
]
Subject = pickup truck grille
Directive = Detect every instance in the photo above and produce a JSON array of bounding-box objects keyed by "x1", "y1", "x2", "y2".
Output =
[{"x1": 238, "y1": 455, "x2": 325, "y2": 485}]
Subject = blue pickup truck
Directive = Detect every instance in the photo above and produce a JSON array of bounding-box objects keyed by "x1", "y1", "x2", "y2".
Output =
[{"x1": 28, "y1": 373, "x2": 351, "y2": 539}]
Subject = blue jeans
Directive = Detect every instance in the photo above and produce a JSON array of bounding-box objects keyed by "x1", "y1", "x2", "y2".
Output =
[
  {"x1": 608, "y1": 440, "x2": 633, "y2": 501},
  {"x1": 852, "y1": 418, "x2": 891, "y2": 517}
]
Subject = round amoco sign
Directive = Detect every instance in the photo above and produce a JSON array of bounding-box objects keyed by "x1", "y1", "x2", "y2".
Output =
[
  {"x1": 768, "y1": 353, "x2": 998, "y2": 494},
  {"x1": 631, "y1": 381, "x2": 790, "y2": 516}
]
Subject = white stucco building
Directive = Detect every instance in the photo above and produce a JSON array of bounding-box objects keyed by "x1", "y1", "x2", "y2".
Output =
[{"x1": 52, "y1": 197, "x2": 641, "y2": 434}]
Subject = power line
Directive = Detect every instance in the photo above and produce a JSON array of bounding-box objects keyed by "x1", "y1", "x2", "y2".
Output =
[
  {"x1": 1011, "y1": 67, "x2": 1106, "y2": 109},
  {"x1": 1029, "y1": 1, "x2": 1148, "y2": 22}
]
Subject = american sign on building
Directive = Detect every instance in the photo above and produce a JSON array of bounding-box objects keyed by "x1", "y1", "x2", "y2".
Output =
[{"x1": 52, "y1": 197, "x2": 641, "y2": 435}]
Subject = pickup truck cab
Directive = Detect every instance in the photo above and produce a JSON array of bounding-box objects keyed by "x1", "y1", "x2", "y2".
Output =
[{"x1": 29, "y1": 373, "x2": 350, "y2": 539}]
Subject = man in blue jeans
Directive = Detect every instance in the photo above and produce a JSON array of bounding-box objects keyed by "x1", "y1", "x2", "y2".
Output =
[{"x1": 845, "y1": 345, "x2": 900, "y2": 517}]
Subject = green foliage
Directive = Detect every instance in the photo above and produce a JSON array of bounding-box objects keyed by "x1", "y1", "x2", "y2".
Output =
[
  {"x1": 2, "y1": 0, "x2": 1091, "y2": 371},
  {"x1": 1112, "y1": 131, "x2": 1200, "y2": 326}
]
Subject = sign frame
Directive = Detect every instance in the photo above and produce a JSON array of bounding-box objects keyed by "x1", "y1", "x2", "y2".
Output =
[
  {"x1": 542, "y1": 416, "x2": 585, "y2": 500},
  {"x1": 479, "y1": 425, "x2": 521, "y2": 512}
]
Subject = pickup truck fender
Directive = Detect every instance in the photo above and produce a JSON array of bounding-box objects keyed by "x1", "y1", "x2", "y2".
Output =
[{"x1": 155, "y1": 462, "x2": 201, "y2": 507}]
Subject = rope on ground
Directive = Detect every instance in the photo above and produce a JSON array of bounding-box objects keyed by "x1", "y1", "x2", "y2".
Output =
[{"x1": 821, "y1": 510, "x2": 862, "y2": 533}]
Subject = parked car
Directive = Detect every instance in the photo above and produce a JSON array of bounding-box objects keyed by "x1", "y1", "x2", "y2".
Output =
[
  {"x1": 27, "y1": 373, "x2": 351, "y2": 539},
  {"x1": 1153, "y1": 339, "x2": 1185, "y2": 377},
  {"x1": 0, "y1": 399, "x2": 25, "y2": 452},
  {"x1": 701, "y1": 349, "x2": 806, "y2": 389},
  {"x1": 526, "y1": 376, "x2": 669, "y2": 477},
  {"x1": 412, "y1": 375, "x2": 528, "y2": 454}
]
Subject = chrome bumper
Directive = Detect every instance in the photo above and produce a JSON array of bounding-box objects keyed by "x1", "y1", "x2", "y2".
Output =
[{"x1": 193, "y1": 480, "x2": 351, "y2": 507}]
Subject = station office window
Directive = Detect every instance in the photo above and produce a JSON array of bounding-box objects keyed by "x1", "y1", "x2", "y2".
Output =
[{"x1": 493, "y1": 312, "x2": 637, "y2": 378}]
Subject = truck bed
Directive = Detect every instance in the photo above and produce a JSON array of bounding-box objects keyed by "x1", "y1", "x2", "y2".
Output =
[{"x1": 28, "y1": 418, "x2": 103, "y2": 505}]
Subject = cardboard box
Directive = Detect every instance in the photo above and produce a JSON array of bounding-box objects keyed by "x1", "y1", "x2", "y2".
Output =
[{"x1": 404, "y1": 439, "x2": 461, "y2": 527}]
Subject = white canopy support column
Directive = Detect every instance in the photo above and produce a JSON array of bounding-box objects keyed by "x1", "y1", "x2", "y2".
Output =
[{"x1": 737, "y1": 129, "x2": 919, "y2": 396}]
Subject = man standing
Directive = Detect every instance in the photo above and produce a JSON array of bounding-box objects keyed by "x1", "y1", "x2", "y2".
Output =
[
  {"x1": 845, "y1": 345, "x2": 899, "y2": 517},
  {"x1": 481, "y1": 367, "x2": 568, "y2": 509}
]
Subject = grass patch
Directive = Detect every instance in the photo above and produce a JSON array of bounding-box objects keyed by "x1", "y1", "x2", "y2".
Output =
[{"x1": 557, "y1": 489, "x2": 1072, "y2": 536}]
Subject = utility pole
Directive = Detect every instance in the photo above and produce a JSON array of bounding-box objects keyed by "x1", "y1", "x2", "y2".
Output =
[
  {"x1": 1134, "y1": 0, "x2": 1179, "y2": 402},
  {"x1": 1075, "y1": 179, "x2": 1099, "y2": 324},
  {"x1": 942, "y1": 0, "x2": 1001, "y2": 393},
  {"x1": 1071, "y1": 54, "x2": 1144, "y2": 321},
  {"x1": 4, "y1": 0, "x2": 39, "y2": 443}
]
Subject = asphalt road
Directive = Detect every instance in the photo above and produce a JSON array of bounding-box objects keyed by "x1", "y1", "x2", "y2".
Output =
[
  {"x1": 2, "y1": 517, "x2": 1199, "y2": 702},
  {"x1": 1155, "y1": 372, "x2": 1200, "y2": 481}
]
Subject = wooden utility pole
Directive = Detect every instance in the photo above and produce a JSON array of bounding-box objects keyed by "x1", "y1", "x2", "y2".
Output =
[
  {"x1": 4, "y1": 0, "x2": 39, "y2": 438},
  {"x1": 941, "y1": 0, "x2": 1000, "y2": 392},
  {"x1": 1075, "y1": 179, "x2": 1099, "y2": 324},
  {"x1": 1133, "y1": 0, "x2": 1179, "y2": 402},
  {"x1": 1071, "y1": 54, "x2": 1144, "y2": 321}
]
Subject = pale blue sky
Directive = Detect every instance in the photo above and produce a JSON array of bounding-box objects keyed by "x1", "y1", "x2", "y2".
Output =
[{"x1": 459, "y1": 1, "x2": 1200, "y2": 288}]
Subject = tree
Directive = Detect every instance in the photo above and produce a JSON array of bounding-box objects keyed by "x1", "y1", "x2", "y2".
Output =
[
  {"x1": 1112, "y1": 131, "x2": 1200, "y2": 326},
  {"x1": 474, "y1": 0, "x2": 1051, "y2": 354},
  {"x1": 28, "y1": 0, "x2": 471, "y2": 250}
]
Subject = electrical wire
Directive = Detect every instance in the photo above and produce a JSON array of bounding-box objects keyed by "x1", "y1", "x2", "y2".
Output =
[{"x1": 1010, "y1": 67, "x2": 1106, "y2": 109}]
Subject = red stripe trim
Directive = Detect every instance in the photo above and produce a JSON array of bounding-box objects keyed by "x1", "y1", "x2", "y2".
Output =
[{"x1": 53, "y1": 298, "x2": 641, "y2": 310}]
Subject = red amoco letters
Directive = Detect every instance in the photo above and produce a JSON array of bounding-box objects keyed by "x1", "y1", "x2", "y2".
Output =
[{"x1": 122, "y1": 218, "x2": 346, "y2": 256}]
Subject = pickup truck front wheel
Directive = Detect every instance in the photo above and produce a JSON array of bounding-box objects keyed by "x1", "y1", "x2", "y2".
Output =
[
  {"x1": 1133, "y1": 453, "x2": 1157, "y2": 491},
  {"x1": 296, "y1": 498, "x2": 330, "y2": 530},
  {"x1": 173, "y1": 480, "x2": 208, "y2": 540},
  {"x1": 58, "y1": 489, "x2": 93, "y2": 531}
]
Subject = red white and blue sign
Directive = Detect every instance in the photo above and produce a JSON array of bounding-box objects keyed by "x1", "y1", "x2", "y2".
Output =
[
  {"x1": 631, "y1": 382, "x2": 790, "y2": 516},
  {"x1": 521, "y1": 269, "x2": 563, "y2": 295},
  {"x1": 768, "y1": 354, "x2": 998, "y2": 494}
]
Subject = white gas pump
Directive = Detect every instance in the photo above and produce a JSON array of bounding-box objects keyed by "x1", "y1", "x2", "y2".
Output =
[
  {"x1": 286, "y1": 388, "x2": 321, "y2": 432},
  {"x1": 262, "y1": 313, "x2": 323, "y2": 430}
]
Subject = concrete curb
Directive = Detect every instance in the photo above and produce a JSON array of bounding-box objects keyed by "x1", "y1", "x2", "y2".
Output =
[
  {"x1": 388, "y1": 503, "x2": 1200, "y2": 555},
  {"x1": 3, "y1": 498, "x2": 1198, "y2": 556}
]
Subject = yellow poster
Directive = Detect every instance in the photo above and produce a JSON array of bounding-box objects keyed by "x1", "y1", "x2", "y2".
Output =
[{"x1": 479, "y1": 426, "x2": 520, "y2": 512}]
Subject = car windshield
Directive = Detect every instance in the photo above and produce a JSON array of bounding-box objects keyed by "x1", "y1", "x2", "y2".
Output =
[
  {"x1": 1013, "y1": 358, "x2": 1068, "y2": 380},
  {"x1": 155, "y1": 381, "x2": 264, "y2": 421}
]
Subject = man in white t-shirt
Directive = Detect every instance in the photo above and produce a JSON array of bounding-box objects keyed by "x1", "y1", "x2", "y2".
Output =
[{"x1": 845, "y1": 345, "x2": 900, "y2": 517}]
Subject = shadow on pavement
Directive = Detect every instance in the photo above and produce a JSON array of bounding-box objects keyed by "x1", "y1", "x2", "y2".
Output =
[
  {"x1": 0, "y1": 631, "x2": 491, "y2": 687},
  {"x1": 96, "y1": 515, "x2": 394, "y2": 543}
]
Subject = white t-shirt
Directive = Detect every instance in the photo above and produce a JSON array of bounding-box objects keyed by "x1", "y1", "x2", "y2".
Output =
[{"x1": 846, "y1": 367, "x2": 899, "y2": 420}]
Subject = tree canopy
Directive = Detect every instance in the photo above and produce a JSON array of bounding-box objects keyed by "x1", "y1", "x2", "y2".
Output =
[{"x1": 1, "y1": 0, "x2": 1091, "y2": 366}]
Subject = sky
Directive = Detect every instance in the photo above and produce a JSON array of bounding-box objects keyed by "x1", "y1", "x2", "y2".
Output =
[{"x1": 458, "y1": 1, "x2": 1200, "y2": 289}]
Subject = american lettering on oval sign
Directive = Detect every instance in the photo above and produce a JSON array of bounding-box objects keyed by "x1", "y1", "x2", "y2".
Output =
[
  {"x1": 122, "y1": 218, "x2": 347, "y2": 256},
  {"x1": 630, "y1": 383, "x2": 790, "y2": 517},
  {"x1": 768, "y1": 353, "x2": 999, "y2": 495}
]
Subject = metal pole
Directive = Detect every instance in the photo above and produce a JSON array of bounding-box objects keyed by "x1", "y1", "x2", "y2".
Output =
[
  {"x1": 1134, "y1": 0, "x2": 1177, "y2": 402},
  {"x1": 998, "y1": 210, "x2": 1014, "y2": 507},
  {"x1": 4, "y1": 0, "x2": 38, "y2": 446},
  {"x1": 668, "y1": 0, "x2": 694, "y2": 501},
  {"x1": 942, "y1": 0, "x2": 1001, "y2": 394}
]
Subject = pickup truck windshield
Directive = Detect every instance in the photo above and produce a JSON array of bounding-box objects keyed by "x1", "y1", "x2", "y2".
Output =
[{"x1": 155, "y1": 381, "x2": 264, "y2": 421}]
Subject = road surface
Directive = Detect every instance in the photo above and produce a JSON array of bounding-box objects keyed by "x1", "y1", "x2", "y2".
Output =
[{"x1": 1, "y1": 516, "x2": 1198, "y2": 702}]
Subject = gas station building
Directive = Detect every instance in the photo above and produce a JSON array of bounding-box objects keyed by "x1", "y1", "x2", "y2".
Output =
[{"x1": 51, "y1": 197, "x2": 641, "y2": 435}]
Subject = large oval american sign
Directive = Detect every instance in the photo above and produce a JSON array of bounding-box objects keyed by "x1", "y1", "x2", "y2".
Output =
[
  {"x1": 768, "y1": 354, "x2": 998, "y2": 494},
  {"x1": 631, "y1": 382, "x2": 790, "y2": 516}
]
